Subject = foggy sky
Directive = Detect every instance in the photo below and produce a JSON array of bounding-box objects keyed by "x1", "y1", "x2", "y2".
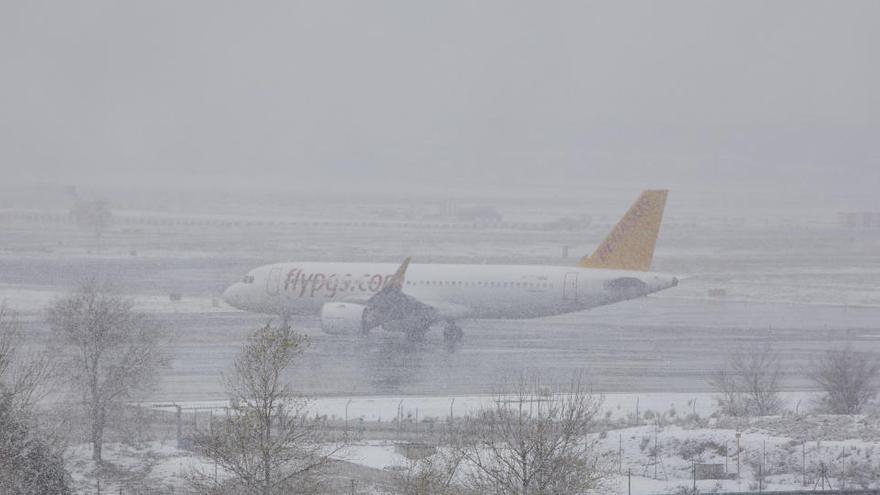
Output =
[{"x1": 1, "y1": 1, "x2": 877, "y2": 194}]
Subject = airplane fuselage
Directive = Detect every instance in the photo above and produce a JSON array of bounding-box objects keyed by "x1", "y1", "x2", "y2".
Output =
[
  {"x1": 222, "y1": 262, "x2": 678, "y2": 321},
  {"x1": 223, "y1": 190, "x2": 678, "y2": 338}
]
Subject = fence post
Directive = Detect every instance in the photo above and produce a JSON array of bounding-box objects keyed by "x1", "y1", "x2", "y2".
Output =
[
  {"x1": 175, "y1": 405, "x2": 182, "y2": 449},
  {"x1": 397, "y1": 400, "x2": 404, "y2": 440},
  {"x1": 762, "y1": 440, "x2": 766, "y2": 491},
  {"x1": 735, "y1": 431, "x2": 741, "y2": 479},
  {"x1": 758, "y1": 463, "x2": 762, "y2": 493},
  {"x1": 802, "y1": 440, "x2": 806, "y2": 486}
]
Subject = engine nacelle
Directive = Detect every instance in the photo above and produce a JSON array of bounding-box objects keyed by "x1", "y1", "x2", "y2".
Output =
[{"x1": 320, "y1": 302, "x2": 369, "y2": 335}]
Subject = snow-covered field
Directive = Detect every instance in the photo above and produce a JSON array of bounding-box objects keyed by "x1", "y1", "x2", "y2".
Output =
[
  {"x1": 152, "y1": 391, "x2": 812, "y2": 424},
  {"x1": 0, "y1": 283, "x2": 225, "y2": 315},
  {"x1": 131, "y1": 391, "x2": 880, "y2": 493},
  {"x1": 66, "y1": 440, "x2": 212, "y2": 494},
  {"x1": 64, "y1": 411, "x2": 880, "y2": 494}
]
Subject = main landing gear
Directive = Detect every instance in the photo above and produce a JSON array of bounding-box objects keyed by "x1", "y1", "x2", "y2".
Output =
[
  {"x1": 443, "y1": 320, "x2": 463, "y2": 344},
  {"x1": 404, "y1": 325, "x2": 430, "y2": 342}
]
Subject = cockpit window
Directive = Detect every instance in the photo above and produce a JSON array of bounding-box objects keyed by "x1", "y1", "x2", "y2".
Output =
[{"x1": 242, "y1": 275, "x2": 255, "y2": 284}]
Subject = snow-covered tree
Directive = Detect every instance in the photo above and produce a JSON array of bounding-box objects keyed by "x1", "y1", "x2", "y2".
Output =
[
  {"x1": 809, "y1": 346, "x2": 880, "y2": 414},
  {"x1": 189, "y1": 323, "x2": 343, "y2": 495},
  {"x1": 457, "y1": 375, "x2": 611, "y2": 495},
  {"x1": 47, "y1": 282, "x2": 167, "y2": 463},
  {"x1": 392, "y1": 448, "x2": 467, "y2": 495},
  {"x1": 0, "y1": 303, "x2": 71, "y2": 494},
  {"x1": 709, "y1": 345, "x2": 783, "y2": 417}
]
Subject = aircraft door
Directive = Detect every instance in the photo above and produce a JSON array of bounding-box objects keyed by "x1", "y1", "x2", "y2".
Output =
[
  {"x1": 266, "y1": 267, "x2": 282, "y2": 296},
  {"x1": 563, "y1": 272, "x2": 578, "y2": 300}
]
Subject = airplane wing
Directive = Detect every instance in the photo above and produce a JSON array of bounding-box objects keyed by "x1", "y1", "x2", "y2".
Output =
[
  {"x1": 417, "y1": 299, "x2": 471, "y2": 320},
  {"x1": 341, "y1": 258, "x2": 469, "y2": 331}
]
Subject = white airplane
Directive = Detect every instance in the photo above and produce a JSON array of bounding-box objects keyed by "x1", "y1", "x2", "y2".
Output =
[{"x1": 222, "y1": 190, "x2": 678, "y2": 342}]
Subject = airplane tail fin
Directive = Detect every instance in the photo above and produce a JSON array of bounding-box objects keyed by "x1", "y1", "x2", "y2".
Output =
[{"x1": 578, "y1": 190, "x2": 668, "y2": 271}]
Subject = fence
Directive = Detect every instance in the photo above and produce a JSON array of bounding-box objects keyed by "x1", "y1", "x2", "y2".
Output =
[
  {"x1": 700, "y1": 491, "x2": 880, "y2": 495},
  {"x1": 0, "y1": 209, "x2": 591, "y2": 233}
]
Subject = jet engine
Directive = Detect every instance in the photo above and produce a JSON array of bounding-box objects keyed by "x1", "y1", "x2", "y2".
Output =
[{"x1": 320, "y1": 302, "x2": 375, "y2": 335}]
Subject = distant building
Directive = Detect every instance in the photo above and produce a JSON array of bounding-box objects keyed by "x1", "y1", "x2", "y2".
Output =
[
  {"x1": 838, "y1": 212, "x2": 880, "y2": 229},
  {"x1": 455, "y1": 205, "x2": 502, "y2": 224},
  {"x1": 67, "y1": 186, "x2": 112, "y2": 237}
]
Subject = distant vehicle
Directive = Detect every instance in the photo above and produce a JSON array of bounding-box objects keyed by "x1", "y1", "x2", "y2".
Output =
[{"x1": 223, "y1": 190, "x2": 678, "y2": 342}]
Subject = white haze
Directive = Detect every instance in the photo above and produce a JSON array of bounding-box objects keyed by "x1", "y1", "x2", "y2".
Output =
[{"x1": 0, "y1": 0, "x2": 877, "y2": 203}]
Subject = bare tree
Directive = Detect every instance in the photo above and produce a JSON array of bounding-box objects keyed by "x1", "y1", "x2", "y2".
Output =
[
  {"x1": 392, "y1": 447, "x2": 467, "y2": 495},
  {"x1": 808, "y1": 346, "x2": 880, "y2": 415},
  {"x1": 0, "y1": 303, "x2": 55, "y2": 413},
  {"x1": 0, "y1": 302, "x2": 72, "y2": 494},
  {"x1": 709, "y1": 345, "x2": 783, "y2": 417},
  {"x1": 47, "y1": 282, "x2": 167, "y2": 463},
  {"x1": 190, "y1": 323, "x2": 343, "y2": 495},
  {"x1": 456, "y1": 376, "x2": 611, "y2": 495}
]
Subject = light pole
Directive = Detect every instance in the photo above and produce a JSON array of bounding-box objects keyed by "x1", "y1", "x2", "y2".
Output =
[
  {"x1": 345, "y1": 398, "x2": 352, "y2": 432},
  {"x1": 736, "y1": 431, "x2": 741, "y2": 480},
  {"x1": 397, "y1": 400, "x2": 404, "y2": 439}
]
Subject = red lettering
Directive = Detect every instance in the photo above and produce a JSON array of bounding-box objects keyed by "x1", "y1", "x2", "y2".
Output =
[
  {"x1": 310, "y1": 273, "x2": 326, "y2": 297},
  {"x1": 358, "y1": 274, "x2": 369, "y2": 291},
  {"x1": 340, "y1": 274, "x2": 353, "y2": 292},
  {"x1": 325, "y1": 274, "x2": 338, "y2": 298},
  {"x1": 298, "y1": 273, "x2": 314, "y2": 297},
  {"x1": 284, "y1": 268, "x2": 300, "y2": 290}
]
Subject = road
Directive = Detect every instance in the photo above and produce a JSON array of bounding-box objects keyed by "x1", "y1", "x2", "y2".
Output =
[{"x1": 80, "y1": 296, "x2": 880, "y2": 401}]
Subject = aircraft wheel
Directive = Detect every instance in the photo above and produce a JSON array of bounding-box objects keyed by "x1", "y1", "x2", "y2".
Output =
[{"x1": 405, "y1": 326, "x2": 429, "y2": 342}]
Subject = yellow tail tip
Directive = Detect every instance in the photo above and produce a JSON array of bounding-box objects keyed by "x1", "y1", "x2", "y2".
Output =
[{"x1": 579, "y1": 190, "x2": 668, "y2": 271}]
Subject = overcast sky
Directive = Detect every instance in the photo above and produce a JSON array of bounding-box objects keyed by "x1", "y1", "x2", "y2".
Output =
[{"x1": 1, "y1": 1, "x2": 876, "y2": 196}]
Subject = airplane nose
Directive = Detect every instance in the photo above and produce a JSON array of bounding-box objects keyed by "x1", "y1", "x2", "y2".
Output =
[{"x1": 222, "y1": 284, "x2": 242, "y2": 308}]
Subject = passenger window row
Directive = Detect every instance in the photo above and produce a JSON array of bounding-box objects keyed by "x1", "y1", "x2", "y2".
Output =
[{"x1": 405, "y1": 280, "x2": 552, "y2": 289}]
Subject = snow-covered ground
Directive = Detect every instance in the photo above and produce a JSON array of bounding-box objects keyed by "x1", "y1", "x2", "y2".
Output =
[
  {"x1": 335, "y1": 413, "x2": 880, "y2": 492},
  {"x1": 151, "y1": 391, "x2": 814, "y2": 424},
  {"x1": 0, "y1": 283, "x2": 226, "y2": 315},
  {"x1": 64, "y1": 412, "x2": 880, "y2": 494},
  {"x1": 66, "y1": 440, "x2": 213, "y2": 493}
]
